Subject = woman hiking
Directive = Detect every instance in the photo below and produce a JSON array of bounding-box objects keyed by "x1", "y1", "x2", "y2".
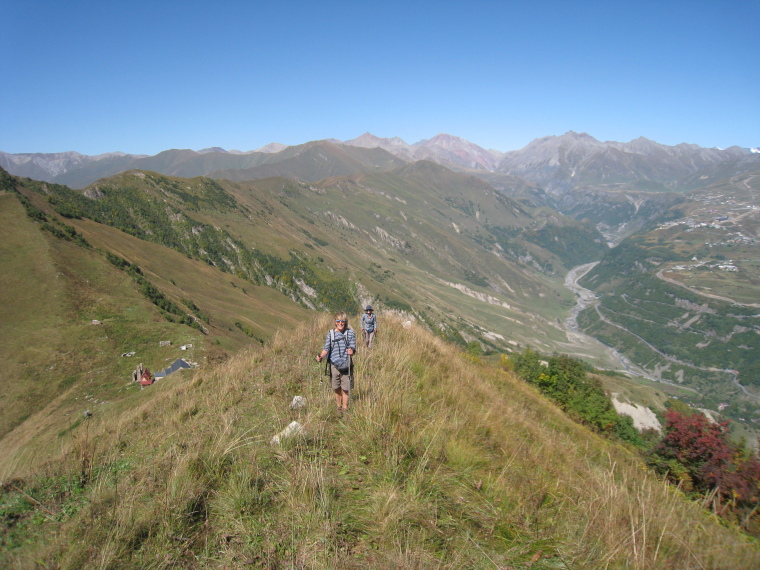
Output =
[
  {"x1": 316, "y1": 312, "x2": 356, "y2": 413},
  {"x1": 360, "y1": 305, "x2": 377, "y2": 349}
]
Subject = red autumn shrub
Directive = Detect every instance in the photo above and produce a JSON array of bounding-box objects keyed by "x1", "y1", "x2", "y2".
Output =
[{"x1": 652, "y1": 409, "x2": 760, "y2": 529}]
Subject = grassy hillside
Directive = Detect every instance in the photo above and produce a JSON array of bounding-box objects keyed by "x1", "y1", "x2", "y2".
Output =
[
  {"x1": 577, "y1": 174, "x2": 760, "y2": 426},
  {"x1": 2, "y1": 316, "x2": 758, "y2": 568},
  {"x1": 3, "y1": 165, "x2": 760, "y2": 567},
  {"x1": 16, "y1": 165, "x2": 613, "y2": 359},
  {"x1": 0, "y1": 177, "x2": 312, "y2": 474},
  {"x1": 0, "y1": 162, "x2": 609, "y2": 478}
]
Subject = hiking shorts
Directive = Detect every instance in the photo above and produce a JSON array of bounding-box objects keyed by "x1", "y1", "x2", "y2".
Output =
[{"x1": 330, "y1": 364, "x2": 352, "y2": 392}]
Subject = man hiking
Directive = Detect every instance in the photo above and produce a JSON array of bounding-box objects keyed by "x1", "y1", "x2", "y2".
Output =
[{"x1": 316, "y1": 312, "x2": 356, "y2": 413}]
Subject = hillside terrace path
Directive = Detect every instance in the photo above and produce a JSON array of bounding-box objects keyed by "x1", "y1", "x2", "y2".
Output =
[
  {"x1": 562, "y1": 262, "x2": 689, "y2": 388},
  {"x1": 566, "y1": 262, "x2": 735, "y2": 396},
  {"x1": 656, "y1": 268, "x2": 760, "y2": 309},
  {"x1": 563, "y1": 262, "x2": 760, "y2": 400},
  {"x1": 597, "y1": 295, "x2": 760, "y2": 398},
  {"x1": 578, "y1": 269, "x2": 760, "y2": 400}
]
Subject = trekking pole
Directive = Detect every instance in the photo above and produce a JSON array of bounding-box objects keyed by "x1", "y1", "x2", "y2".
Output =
[{"x1": 349, "y1": 353, "x2": 354, "y2": 392}]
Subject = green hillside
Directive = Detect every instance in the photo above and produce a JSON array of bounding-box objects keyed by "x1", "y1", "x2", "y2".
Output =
[
  {"x1": 0, "y1": 173, "x2": 312, "y2": 473},
  {"x1": 0, "y1": 162, "x2": 612, "y2": 477},
  {"x1": 2, "y1": 162, "x2": 760, "y2": 567},
  {"x1": 2, "y1": 316, "x2": 759, "y2": 568},
  {"x1": 16, "y1": 165, "x2": 611, "y2": 356},
  {"x1": 578, "y1": 173, "x2": 760, "y2": 424}
]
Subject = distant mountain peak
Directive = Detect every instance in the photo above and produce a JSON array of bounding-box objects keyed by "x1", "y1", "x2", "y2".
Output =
[
  {"x1": 428, "y1": 132, "x2": 460, "y2": 141},
  {"x1": 418, "y1": 133, "x2": 470, "y2": 147},
  {"x1": 407, "y1": 133, "x2": 502, "y2": 170},
  {"x1": 254, "y1": 142, "x2": 289, "y2": 154},
  {"x1": 563, "y1": 131, "x2": 597, "y2": 140},
  {"x1": 496, "y1": 131, "x2": 760, "y2": 194},
  {"x1": 198, "y1": 147, "x2": 227, "y2": 154},
  {"x1": 344, "y1": 133, "x2": 409, "y2": 148},
  {"x1": 352, "y1": 132, "x2": 383, "y2": 143}
]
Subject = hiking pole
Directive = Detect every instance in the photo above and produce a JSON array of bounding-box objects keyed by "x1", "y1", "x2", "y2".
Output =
[{"x1": 349, "y1": 353, "x2": 354, "y2": 392}]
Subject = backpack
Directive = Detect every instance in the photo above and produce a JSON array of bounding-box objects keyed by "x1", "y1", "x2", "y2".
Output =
[{"x1": 325, "y1": 329, "x2": 354, "y2": 375}]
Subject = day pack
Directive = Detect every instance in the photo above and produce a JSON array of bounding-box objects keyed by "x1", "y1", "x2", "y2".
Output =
[{"x1": 325, "y1": 329, "x2": 353, "y2": 375}]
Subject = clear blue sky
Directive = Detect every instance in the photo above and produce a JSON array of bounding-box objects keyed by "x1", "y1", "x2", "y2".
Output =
[{"x1": 3, "y1": 0, "x2": 758, "y2": 155}]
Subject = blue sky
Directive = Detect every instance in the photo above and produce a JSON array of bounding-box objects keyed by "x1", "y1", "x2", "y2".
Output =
[{"x1": 3, "y1": 0, "x2": 758, "y2": 155}]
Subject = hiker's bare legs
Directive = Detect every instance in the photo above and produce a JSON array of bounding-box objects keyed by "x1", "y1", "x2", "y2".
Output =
[{"x1": 334, "y1": 388, "x2": 349, "y2": 410}]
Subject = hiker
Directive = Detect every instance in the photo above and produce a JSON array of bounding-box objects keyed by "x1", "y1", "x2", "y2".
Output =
[
  {"x1": 360, "y1": 305, "x2": 377, "y2": 349},
  {"x1": 316, "y1": 312, "x2": 356, "y2": 413}
]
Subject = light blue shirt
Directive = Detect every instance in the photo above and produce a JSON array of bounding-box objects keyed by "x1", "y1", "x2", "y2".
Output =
[{"x1": 361, "y1": 313, "x2": 376, "y2": 332}]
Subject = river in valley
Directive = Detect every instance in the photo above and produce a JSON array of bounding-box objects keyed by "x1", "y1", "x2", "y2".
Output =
[{"x1": 561, "y1": 261, "x2": 689, "y2": 387}]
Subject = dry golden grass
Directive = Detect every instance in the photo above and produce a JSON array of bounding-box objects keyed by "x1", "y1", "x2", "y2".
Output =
[{"x1": 2, "y1": 315, "x2": 759, "y2": 568}]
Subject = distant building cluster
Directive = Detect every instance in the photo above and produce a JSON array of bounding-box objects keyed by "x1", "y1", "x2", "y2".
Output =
[
  {"x1": 655, "y1": 192, "x2": 756, "y2": 265},
  {"x1": 670, "y1": 260, "x2": 738, "y2": 273}
]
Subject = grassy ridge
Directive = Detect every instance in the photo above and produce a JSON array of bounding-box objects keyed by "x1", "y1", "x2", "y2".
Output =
[
  {"x1": 0, "y1": 193, "x2": 160, "y2": 440},
  {"x1": 2, "y1": 316, "x2": 758, "y2": 568},
  {"x1": 0, "y1": 182, "x2": 312, "y2": 472}
]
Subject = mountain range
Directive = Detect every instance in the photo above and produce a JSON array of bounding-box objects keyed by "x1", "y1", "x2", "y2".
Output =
[{"x1": 3, "y1": 131, "x2": 757, "y2": 191}]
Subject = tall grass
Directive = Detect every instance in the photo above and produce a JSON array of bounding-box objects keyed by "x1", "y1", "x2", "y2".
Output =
[{"x1": 2, "y1": 315, "x2": 758, "y2": 568}]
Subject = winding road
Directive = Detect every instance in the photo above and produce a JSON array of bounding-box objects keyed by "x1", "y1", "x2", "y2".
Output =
[
  {"x1": 561, "y1": 262, "x2": 754, "y2": 398},
  {"x1": 656, "y1": 268, "x2": 760, "y2": 308}
]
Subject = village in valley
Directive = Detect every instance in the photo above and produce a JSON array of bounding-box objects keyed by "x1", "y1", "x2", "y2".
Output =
[{"x1": 653, "y1": 187, "x2": 759, "y2": 301}]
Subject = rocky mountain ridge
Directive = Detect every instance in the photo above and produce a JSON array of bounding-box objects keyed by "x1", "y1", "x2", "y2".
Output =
[
  {"x1": 3, "y1": 131, "x2": 757, "y2": 191},
  {"x1": 495, "y1": 131, "x2": 757, "y2": 194}
]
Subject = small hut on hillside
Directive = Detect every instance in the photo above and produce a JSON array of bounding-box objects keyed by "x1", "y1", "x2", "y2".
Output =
[
  {"x1": 154, "y1": 358, "x2": 193, "y2": 379},
  {"x1": 139, "y1": 368, "x2": 154, "y2": 388}
]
